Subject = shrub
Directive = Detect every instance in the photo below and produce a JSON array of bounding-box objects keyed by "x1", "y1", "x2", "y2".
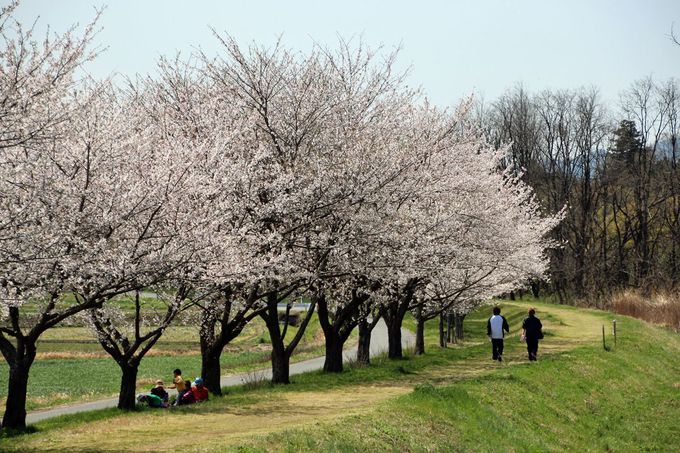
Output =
[
  {"x1": 608, "y1": 290, "x2": 680, "y2": 332},
  {"x1": 277, "y1": 312, "x2": 301, "y2": 326}
]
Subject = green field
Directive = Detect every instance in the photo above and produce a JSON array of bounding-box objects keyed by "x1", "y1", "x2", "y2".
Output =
[
  {"x1": 2, "y1": 301, "x2": 679, "y2": 452},
  {"x1": 0, "y1": 313, "x2": 325, "y2": 412}
]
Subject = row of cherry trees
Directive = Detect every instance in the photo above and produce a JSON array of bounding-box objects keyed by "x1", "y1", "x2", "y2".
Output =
[{"x1": 0, "y1": 5, "x2": 558, "y2": 429}]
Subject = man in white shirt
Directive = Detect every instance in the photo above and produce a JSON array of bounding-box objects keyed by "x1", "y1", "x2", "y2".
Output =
[{"x1": 486, "y1": 306, "x2": 510, "y2": 361}]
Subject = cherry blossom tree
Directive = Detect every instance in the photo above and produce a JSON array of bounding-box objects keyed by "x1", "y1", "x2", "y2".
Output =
[
  {"x1": 83, "y1": 288, "x2": 191, "y2": 409},
  {"x1": 141, "y1": 49, "x2": 313, "y2": 388},
  {"x1": 0, "y1": 25, "x2": 212, "y2": 420},
  {"x1": 0, "y1": 7, "x2": 107, "y2": 428},
  {"x1": 44, "y1": 81, "x2": 208, "y2": 413},
  {"x1": 371, "y1": 103, "x2": 560, "y2": 359},
  {"x1": 288, "y1": 43, "x2": 419, "y2": 373},
  {"x1": 196, "y1": 35, "x2": 352, "y2": 384},
  {"x1": 126, "y1": 57, "x2": 257, "y2": 395},
  {"x1": 407, "y1": 156, "x2": 560, "y2": 354},
  {"x1": 0, "y1": 2, "x2": 563, "y2": 424}
]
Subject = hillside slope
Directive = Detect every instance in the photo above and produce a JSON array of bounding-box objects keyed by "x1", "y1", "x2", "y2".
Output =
[
  {"x1": 241, "y1": 303, "x2": 680, "y2": 452},
  {"x1": 2, "y1": 301, "x2": 679, "y2": 452}
]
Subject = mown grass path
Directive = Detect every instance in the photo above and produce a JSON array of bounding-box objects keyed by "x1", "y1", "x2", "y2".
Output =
[
  {"x1": 1, "y1": 301, "x2": 658, "y2": 452},
  {"x1": 23, "y1": 318, "x2": 410, "y2": 424}
]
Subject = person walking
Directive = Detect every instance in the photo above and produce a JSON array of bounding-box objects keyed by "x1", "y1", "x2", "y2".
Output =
[
  {"x1": 487, "y1": 306, "x2": 509, "y2": 361},
  {"x1": 521, "y1": 307, "x2": 543, "y2": 361}
]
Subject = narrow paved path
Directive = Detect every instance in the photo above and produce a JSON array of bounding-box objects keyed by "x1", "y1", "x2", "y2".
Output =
[{"x1": 24, "y1": 320, "x2": 414, "y2": 425}]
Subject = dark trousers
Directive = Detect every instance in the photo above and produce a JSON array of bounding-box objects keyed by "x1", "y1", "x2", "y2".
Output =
[
  {"x1": 491, "y1": 338, "x2": 504, "y2": 360},
  {"x1": 526, "y1": 338, "x2": 539, "y2": 361},
  {"x1": 176, "y1": 390, "x2": 187, "y2": 406}
]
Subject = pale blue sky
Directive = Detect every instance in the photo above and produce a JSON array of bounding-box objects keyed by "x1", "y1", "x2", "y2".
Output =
[{"x1": 11, "y1": 0, "x2": 680, "y2": 106}]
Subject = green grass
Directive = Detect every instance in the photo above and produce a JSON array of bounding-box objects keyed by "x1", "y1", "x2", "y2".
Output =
[
  {"x1": 3, "y1": 303, "x2": 524, "y2": 420},
  {"x1": 235, "y1": 303, "x2": 680, "y2": 453},
  {"x1": 1, "y1": 351, "x2": 275, "y2": 411},
  {"x1": 3, "y1": 301, "x2": 679, "y2": 452},
  {"x1": 17, "y1": 293, "x2": 171, "y2": 316},
  {"x1": 251, "y1": 345, "x2": 680, "y2": 452},
  {"x1": 226, "y1": 303, "x2": 531, "y2": 395}
]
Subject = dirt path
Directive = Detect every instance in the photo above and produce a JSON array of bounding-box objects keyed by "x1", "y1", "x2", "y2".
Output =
[{"x1": 12, "y1": 302, "x2": 606, "y2": 452}]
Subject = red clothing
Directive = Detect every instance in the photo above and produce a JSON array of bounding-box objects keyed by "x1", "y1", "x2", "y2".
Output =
[
  {"x1": 179, "y1": 389, "x2": 195, "y2": 405},
  {"x1": 191, "y1": 385, "x2": 209, "y2": 402}
]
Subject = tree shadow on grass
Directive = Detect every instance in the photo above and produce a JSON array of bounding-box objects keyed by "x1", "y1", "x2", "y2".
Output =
[{"x1": 0, "y1": 425, "x2": 38, "y2": 439}]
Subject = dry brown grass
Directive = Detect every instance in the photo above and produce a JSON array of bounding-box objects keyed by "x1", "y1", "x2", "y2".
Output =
[
  {"x1": 36, "y1": 348, "x2": 201, "y2": 360},
  {"x1": 606, "y1": 290, "x2": 680, "y2": 332},
  {"x1": 14, "y1": 385, "x2": 411, "y2": 452}
]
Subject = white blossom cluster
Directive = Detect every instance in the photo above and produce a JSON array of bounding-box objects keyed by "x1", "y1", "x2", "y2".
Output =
[
  {"x1": 0, "y1": 3, "x2": 560, "y2": 423},
  {"x1": 0, "y1": 9, "x2": 560, "y2": 336}
]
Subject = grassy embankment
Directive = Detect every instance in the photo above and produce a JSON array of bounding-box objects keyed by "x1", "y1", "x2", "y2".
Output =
[{"x1": 2, "y1": 300, "x2": 680, "y2": 452}]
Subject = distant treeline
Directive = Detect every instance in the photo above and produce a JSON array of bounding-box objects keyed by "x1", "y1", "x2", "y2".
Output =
[{"x1": 474, "y1": 78, "x2": 680, "y2": 301}]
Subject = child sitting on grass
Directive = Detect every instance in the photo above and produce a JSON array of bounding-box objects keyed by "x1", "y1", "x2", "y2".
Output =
[
  {"x1": 179, "y1": 380, "x2": 195, "y2": 405},
  {"x1": 191, "y1": 377, "x2": 209, "y2": 402},
  {"x1": 150, "y1": 380, "x2": 169, "y2": 403}
]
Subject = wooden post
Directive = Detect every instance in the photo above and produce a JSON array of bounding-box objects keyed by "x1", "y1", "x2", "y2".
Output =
[
  {"x1": 613, "y1": 320, "x2": 617, "y2": 347},
  {"x1": 602, "y1": 325, "x2": 606, "y2": 350}
]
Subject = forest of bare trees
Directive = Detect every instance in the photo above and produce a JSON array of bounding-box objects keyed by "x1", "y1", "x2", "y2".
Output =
[{"x1": 477, "y1": 77, "x2": 680, "y2": 302}]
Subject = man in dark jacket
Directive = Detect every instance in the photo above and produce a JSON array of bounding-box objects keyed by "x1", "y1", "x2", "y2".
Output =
[
  {"x1": 521, "y1": 307, "x2": 543, "y2": 361},
  {"x1": 487, "y1": 306, "x2": 510, "y2": 361}
]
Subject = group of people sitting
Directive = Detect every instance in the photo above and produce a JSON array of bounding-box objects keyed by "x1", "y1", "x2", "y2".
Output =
[{"x1": 136, "y1": 368, "x2": 209, "y2": 408}]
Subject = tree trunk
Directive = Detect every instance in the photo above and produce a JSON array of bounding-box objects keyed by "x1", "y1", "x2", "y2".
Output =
[
  {"x1": 357, "y1": 318, "x2": 371, "y2": 365},
  {"x1": 454, "y1": 314, "x2": 465, "y2": 341},
  {"x1": 447, "y1": 313, "x2": 454, "y2": 344},
  {"x1": 384, "y1": 279, "x2": 418, "y2": 359},
  {"x1": 414, "y1": 311, "x2": 425, "y2": 355},
  {"x1": 1, "y1": 337, "x2": 37, "y2": 430},
  {"x1": 118, "y1": 362, "x2": 139, "y2": 410},
  {"x1": 261, "y1": 292, "x2": 291, "y2": 385},
  {"x1": 2, "y1": 361, "x2": 32, "y2": 429},
  {"x1": 201, "y1": 350, "x2": 222, "y2": 396},
  {"x1": 323, "y1": 330, "x2": 344, "y2": 373},
  {"x1": 439, "y1": 313, "x2": 446, "y2": 348},
  {"x1": 387, "y1": 319, "x2": 403, "y2": 359},
  {"x1": 270, "y1": 344, "x2": 290, "y2": 384},
  {"x1": 575, "y1": 251, "x2": 586, "y2": 298},
  {"x1": 317, "y1": 292, "x2": 346, "y2": 373},
  {"x1": 669, "y1": 231, "x2": 676, "y2": 283}
]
